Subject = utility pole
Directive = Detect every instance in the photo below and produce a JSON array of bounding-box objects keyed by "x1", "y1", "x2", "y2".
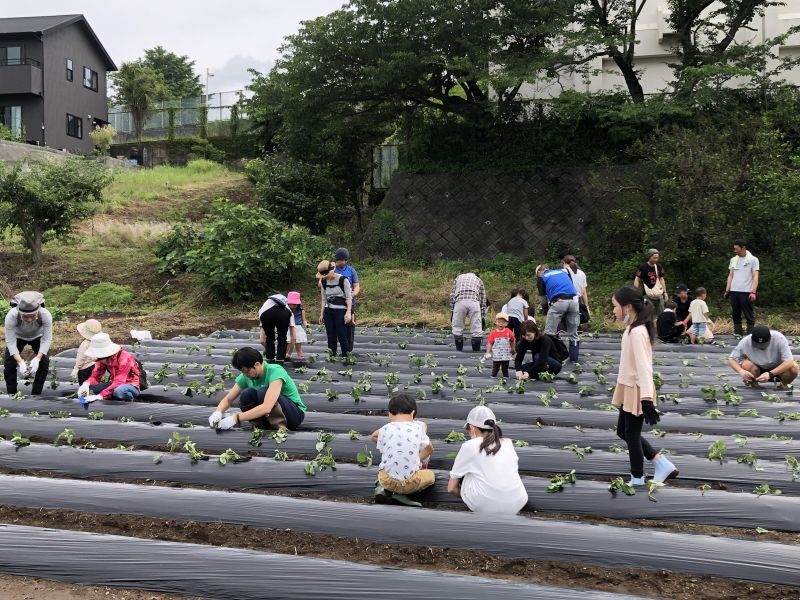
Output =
[{"x1": 205, "y1": 68, "x2": 215, "y2": 104}]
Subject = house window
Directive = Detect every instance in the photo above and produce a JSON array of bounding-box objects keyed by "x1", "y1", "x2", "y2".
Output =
[
  {"x1": 82, "y1": 66, "x2": 98, "y2": 91},
  {"x1": 66, "y1": 59, "x2": 73, "y2": 81},
  {"x1": 0, "y1": 47, "x2": 22, "y2": 66},
  {"x1": 0, "y1": 106, "x2": 22, "y2": 137},
  {"x1": 66, "y1": 113, "x2": 83, "y2": 139}
]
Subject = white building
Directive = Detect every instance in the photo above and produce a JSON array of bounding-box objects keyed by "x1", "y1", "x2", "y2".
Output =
[{"x1": 519, "y1": 1, "x2": 800, "y2": 98}]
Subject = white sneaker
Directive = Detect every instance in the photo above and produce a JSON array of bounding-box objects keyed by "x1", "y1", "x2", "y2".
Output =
[
  {"x1": 653, "y1": 456, "x2": 679, "y2": 483},
  {"x1": 629, "y1": 475, "x2": 647, "y2": 486}
]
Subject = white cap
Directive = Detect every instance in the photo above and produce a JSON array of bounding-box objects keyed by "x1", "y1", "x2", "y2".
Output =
[{"x1": 466, "y1": 405, "x2": 497, "y2": 430}]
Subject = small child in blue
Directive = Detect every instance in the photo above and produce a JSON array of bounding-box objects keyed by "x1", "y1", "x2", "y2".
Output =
[{"x1": 285, "y1": 291, "x2": 307, "y2": 360}]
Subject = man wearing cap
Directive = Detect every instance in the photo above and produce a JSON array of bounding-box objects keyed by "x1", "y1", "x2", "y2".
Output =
[
  {"x1": 4, "y1": 291, "x2": 52, "y2": 396},
  {"x1": 78, "y1": 333, "x2": 141, "y2": 402},
  {"x1": 724, "y1": 240, "x2": 759, "y2": 336},
  {"x1": 633, "y1": 249, "x2": 668, "y2": 318},
  {"x1": 334, "y1": 248, "x2": 360, "y2": 351},
  {"x1": 449, "y1": 272, "x2": 487, "y2": 352},
  {"x1": 728, "y1": 325, "x2": 798, "y2": 388},
  {"x1": 536, "y1": 264, "x2": 580, "y2": 362}
]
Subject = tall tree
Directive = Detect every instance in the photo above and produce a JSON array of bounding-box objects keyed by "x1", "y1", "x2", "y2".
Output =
[
  {"x1": 142, "y1": 46, "x2": 203, "y2": 99},
  {"x1": 110, "y1": 61, "x2": 168, "y2": 143}
]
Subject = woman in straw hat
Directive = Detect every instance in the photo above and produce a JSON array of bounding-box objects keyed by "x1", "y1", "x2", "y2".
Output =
[
  {"x1": 77, "y1": 333, "x2": 141, "y2": 403},
  {"x1": 71, "y1": 319, "x2": 102, "y2": 384}
]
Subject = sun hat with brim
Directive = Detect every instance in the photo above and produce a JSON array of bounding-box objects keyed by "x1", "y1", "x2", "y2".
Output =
[
  {"x1": 466, "y1": 405, "x2": 497, "y2": 430},
  {"x1": 77, "y1": 319, "x2": 102, "y2": 340},
  {"x1": 751, "y1": 325, "x2": 771, "y2": 347},
  {"x1": 287, "y1": 291, "x2": 301, "y2": 304},
  {"x1": 495, "y1": 312, "x2": 509, "y2": 323},
  {"x1": 84, "y1": 332, "x2": 121, "y2": 359},
  {"x1": 316, "y1": 260, "x2": 335, "y2": 280}
]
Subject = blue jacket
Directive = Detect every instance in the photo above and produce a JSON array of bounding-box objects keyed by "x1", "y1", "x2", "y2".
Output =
[
  {"x1": 335, "y1": 264, "x2": 359, "y2": 307},
  {"x1": 541, "y1": 269, "x2": 576, "y2": 301}
]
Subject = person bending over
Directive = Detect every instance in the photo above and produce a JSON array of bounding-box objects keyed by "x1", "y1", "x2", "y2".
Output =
[
  {"x1": 514, "y1": 321, "x2": 568, "y2": 381},
  {"x1": 728, "y1": 325, "x2": 798, "y2": 389},
  {"x1": 78, "y1": 333, "x2": 141, "y2": 402},
  {"x1": 4, "y1": 291, "x2": 52, "y2": 396},
  {"x1": 209, "y1": 347, "x2": 307, "y2": 431}
]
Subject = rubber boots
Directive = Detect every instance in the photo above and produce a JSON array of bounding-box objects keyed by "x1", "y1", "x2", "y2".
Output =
[
  {"x1": 454, "y1": 335, "x2": 464, "y2": 351},
  {"x1": 653, "y1": 456, "x2": 679, "y2": 483},
  {"x1": 629, "y1": 475, "x2": 646, "y2": 486},
  {"x1": 568, "y1": 342, "x2": 580, "y2": 363},
  {"x1": 471, "y1": 337, "x2": 482, "y2": 352}
]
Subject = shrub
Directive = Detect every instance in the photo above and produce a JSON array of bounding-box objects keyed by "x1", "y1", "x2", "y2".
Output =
[
  {"x1": 72, "y1": 283, "x2": 134, "y2": 313},
  {"x1": 360, "y1": 208, "x2": 431, "y2": 262},
  {"x1": 188, "y1": 139, "x2": 225, "y2": 164},
  {"x1": 0, "y1": 300, "x2": 9, "y2": 321},
  {"x1": 43, "y1": 284, "x2": 82, "y2": 308},
  {"x1": 154, "y1": 223, "x2": 201, "y2": 275},
  {"x1": 155, "y1": 199, "x2": 330, "y2": 301},
  {"x1": 185, "y1": 158, "x2": 221, "y2": 174}
]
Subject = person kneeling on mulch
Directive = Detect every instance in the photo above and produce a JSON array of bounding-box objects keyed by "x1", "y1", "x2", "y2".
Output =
[
  {"x1": 78, "y1": 333, "x2": 141, "y2": 403},
  {"x1": 371, "y1": 393, "x2": 434, "y2": 507},
  {"x1": 209, "y1": 347, "x2": 307, "y2": 431}
]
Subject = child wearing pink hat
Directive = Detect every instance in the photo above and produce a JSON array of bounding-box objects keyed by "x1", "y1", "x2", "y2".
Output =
[{"x1": 285, "y1": 291, "x2": 308, "y2": 360}]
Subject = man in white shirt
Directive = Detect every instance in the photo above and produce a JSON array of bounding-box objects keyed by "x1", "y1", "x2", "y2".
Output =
[{"x1": 724, "y1": 239, "x2": 759, "y2": 336}]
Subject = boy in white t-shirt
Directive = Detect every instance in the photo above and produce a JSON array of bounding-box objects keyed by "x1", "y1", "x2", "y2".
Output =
[
  {"x1": 688, "y1": 287, "x2": 712, "y2": 344},
  {"x1": 371, "y1": 393, "x2": 435, "y2": 506}
]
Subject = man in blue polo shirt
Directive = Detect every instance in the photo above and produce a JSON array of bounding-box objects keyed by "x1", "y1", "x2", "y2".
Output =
[
  {"x1": 536, "y1": 264, "x2": 580, "y2": 363},
  {"x1": 334, "y1": 248, "x2": 361, "y2": 351}
]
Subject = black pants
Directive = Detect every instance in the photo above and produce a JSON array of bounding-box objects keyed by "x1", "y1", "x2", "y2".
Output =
[
  {"x1": 324, "y1": 308, "x2": 350, "y2": 356},
  {"x1": 507, "y1": 317, "x2": 521, "y2": 340},
  {"x1": 4, "y1": 337, "x2": 49, "y2": 395},
  {"x1": 491, "y1": 360, "x2": 509, "y2": 377},
  {"x1": 347, "y1": 308, "x2": 356, "y2": 351},
  {"x1": 520, "y1": 354, "x2": 563, "y2": 379},
  {"x1": 659, "y1": 324, "x2": 686, "y2": 344},
  {"x1": 240, "y1": 387, "x2": 305, "y2": 430},
  {"x1": 616, "y1": 408, "x2": 657, "y2": 478},
  {"x1": 77, "y1": 365, "x2": 94, "y2": 384},
  {"x1": 260, "y1": 305, "x2": 291, "y2": 361},
  {"x1": 730, "y1": 292, "x2": 755, "y2": 334}
]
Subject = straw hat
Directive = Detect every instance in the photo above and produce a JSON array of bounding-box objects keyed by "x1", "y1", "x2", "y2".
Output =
[
  {"x1": 84, "y1": 332, "x2": 121, "y2": 359},
  {"x1": 316, "y1": 260, "x2": 335, "y2": 280},
  {"x1": 76, "y1": 319, "x2": 102, "y2": 340}
]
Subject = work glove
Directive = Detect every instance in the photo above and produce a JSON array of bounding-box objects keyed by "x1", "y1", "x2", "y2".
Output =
[
  {"x1": 208, "y1": 410, "x2": 223, "y2": 428},
  {"x1": 515, "y1": 371, "x2": 525, "y2": 381},
  {"x1": 29, "y1": 357, "x2": 40, "y2": 374},
  {"x1": 642, "y1": 400, "x2": 660, "y2": 426},
  {"x1": 749, "y1": 292, "x2": 757, "y2": 303},
  {"x1": 80, "y1": 394, "x2": 102, "y2": 405},
  {"x1": 483, "y1": 353, "x2": 491, "y2": 361},
  {"x1": 78, "y1": 382, "x2": 90, "y2": 397},
  {"x1": 216, "y1": 415, "x2": 237, "y2": 430},
  {"x1": 16, "y1": 361, "x2": 27, "y2": 378}
]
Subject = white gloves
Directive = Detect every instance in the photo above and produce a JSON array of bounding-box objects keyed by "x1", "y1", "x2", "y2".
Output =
[
  {"x1": 16, "y1": 361, "x2": 27, "y2": 377},
  {"x1": 217, "y1": 415, "x2": 237, "y2": 430},
  {"x1": 80, "y1": 394, "x2": 102, "y2": 404},
  {"x1": 29, "y1": 357, "x2": 40, "y2": 374},
  {"x1": 483, "y1": 353, "x2": 491, "y2": 361},
  {"x1": 208, "y1": 410, "x2": 223, "y2": 428},
  {"x1": 78, "y1": 382, "x2": 90, "y2": 397}
]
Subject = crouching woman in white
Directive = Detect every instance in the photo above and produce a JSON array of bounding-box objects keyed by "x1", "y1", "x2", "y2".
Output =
[{"x1": 447, "y1": 406, "x2": 528, "y2": 514}]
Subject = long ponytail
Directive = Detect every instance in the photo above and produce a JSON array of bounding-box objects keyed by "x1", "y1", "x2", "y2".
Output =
[
  {"x1": 613, "y1": 286, "x2": 655, "y2": 344},
  {"x1": 478, "y1": 418, "x2": 504, "y2": 456}
]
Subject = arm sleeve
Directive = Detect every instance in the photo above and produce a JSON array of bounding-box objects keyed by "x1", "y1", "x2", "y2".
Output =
[
  {"x1": 74, "y1": 340, "x2": 88, "y2": 370},
  {"x1": 343, "y1": 278, "x2": 353, "y2": 301},
  {"x1": 87, "y1": 361, "x2": 106, "y2": 387},
  {"x1": 38, "y1": 310, "x2": 53, "y2": 355},
  {"x1": 514, "y1": 341, "x2": 527, "y2": 371},
  {"x1": 350, "y1": 268, "x2": 360, "y2": 284},
  {"x1": 487, "y1": 331, "x2": 499, "y2": 345},
  {"x1": 632, "y1": 329, "x2": 655, "y2": 399},
  {"x1": 4, "y1": 311, "x2": 17, "y2": 356},
  {"x1": 778, "y1": 335, "x2": 793, "y2": 362},
  {"x1": 752, "y1": 257, "x2": 760, "y2": 272},
  {"x1": 729, "y1": 340, "x2": 746, "y2": 362},
  {"x1": 449, "y1": 443, "x2": 475, "y2": 479}
]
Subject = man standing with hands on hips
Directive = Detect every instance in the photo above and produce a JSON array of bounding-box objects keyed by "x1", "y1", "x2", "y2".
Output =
[{"x1": 724, "y1": 239, "x2": 759, "y2": 336}]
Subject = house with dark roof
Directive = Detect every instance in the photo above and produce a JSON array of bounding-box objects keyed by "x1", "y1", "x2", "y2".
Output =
[{"x1": 0, "y1": 14, "x2": 116, "y2": 154}]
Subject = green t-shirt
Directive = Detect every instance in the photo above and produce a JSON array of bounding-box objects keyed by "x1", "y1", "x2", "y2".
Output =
[{"x1": 234, "y1": 363, "x2": 307, "y2": 412}]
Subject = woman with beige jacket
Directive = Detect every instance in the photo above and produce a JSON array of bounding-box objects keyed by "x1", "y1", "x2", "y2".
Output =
[{"x1": 611, "y1": 287, "x2": 678, "y2": 486}]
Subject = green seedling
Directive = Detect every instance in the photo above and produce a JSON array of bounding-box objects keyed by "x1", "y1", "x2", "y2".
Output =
[
  {"x1": 704, "y1": 408, "x2": 724, "y2": 419},
  {"x1": 561, "y1": 401, "x2": 579, "y2": 409},
  {"x1": 776, "y1": 411, "x2": 800, "y2": 422},
  {"x1": 475, "y1": 389, "x2": 486, "y2": 405},
  {"x1": 678, "y1": 376, "x2": 689, "y2": 389},
  {"x1": 538, "y1": 372, "x2": 555, "y2": 382},
  {"x1": 682, "y1": 359, "x2": 692, "y2": 367},
  {"x1": 563, "y1": 444, "x2": 592, "y2": 458},
  {"x1": 445, "y1": 430, "x2": 467, "y2": 443},
  {"x1": 546, "y1": 469, "x2": 577, "y2": 493},
  {"x1": 203, "y1": 370, "x2": 216, "y2": 384},
  {"x1": 338, "y1": 368, "x2": 354, "y2": 379},
  {"x1": 652, "y1": 372, "x2": 664, "y2": 390},
  {"x1": 732, "y1": 434, "x2": 749, "y2": 447},
  {"x1": 297, "y1": 383, "x2": 310, "y2": 393},
  {"x1": 608, "y1": 444, "x2": 626, "y2": 453},
  {"x1": 572, "y1": 363, "x2": 584, "y2": 374},
  {"x1": 753, "y1": 483, "x2": 782, "y2": 496},
  {"x1": 115, "y1": 443, "x2": 134, "y2": 451},
  {"x1": 10, "y1": 431, "x2": 29, "y2": 447},
  {"x1": 205, "y1": 344, "x2": 216, "y2": 356},
  {"x1": 167, "y1": 431, "x2": 190, "y2": 452},
  {"x1": 315, "y1": 431, "x2": 335, "y2": 452},
  {"x1": 49, "y1": 369, "x2": 58, "y2": 390},
  {"x1": 249, "y1": 427, "x2": 265, "y2": 447},
  {"x1": 153, "y1": 363, "x2": 171, "y2": 383},
  {"x1": 177, "y1": 422, "x2": 193, "y2": 429},
  {"x1": 324, "y1": 388, "x2": 339, "y2": 401},
  {"x1": 701, "y1": 385, "x2": 718, "y2": 402},
  {"x1": 384, "y1": 371, "x2": 400, "y2": 387},
  {"x1": 785, "y1": 456, "x2": 800, "y2": 481},
  {"x1": 593, "y1": 402, "x2": 616, "y2": 411},
  {"x1": 54, "y1": 428, "x2": 76, "y2": 446},
  {"x1": 596, "y1": 373, "x2": 608, "y2": 385},
  {"x1": 11, "y1": 392, "x2": 24, "y2": 400},
  {"x1": 647, "y1": 480, "x2": 665, "y2": 502},
  {"x1": 755, "y1": 527, "x2": 771, "y2": 534},
  {"x1": 431, "y1": 380, "x2": 443, "y2": 394},
  {"x1": 769, "y1": 434, "x2": 792, "y2": 441},
  {"x1": 453, "y1": 376, "x2": 468, "y2": 391},
  {"x1": 0, "y1": 408, "x2": 9, "y2": 417},
  {"x1": 723, "y1": 392, "x2": 743, "y2": 405},
  {"x1": 153, "y1": 454, "x2": 163, "y2": 464},
  {"x1": 456, "y1": 364, "x2": 468, "y2": 376},
  {"x1": 538, "y1": 393, "x2": 551, "y2": 407},
  {"x1": 176, "y1": 364, "x2": 188, "y2": 378},
  {"x1": 651, "y1": 429, "x2": 667, "y2": 438},
  {"x1": 565, "y1": 373, "x2": 579, "y2": 384},
  {"x1": 26, "y1": 411, "x2": 39, "y2": 417},
  {"x1": 737, "y1": 451, "x2": 759, "y2": 467},
  {"x1": 356, "y1": 444, "x2": 374, "y2": 467},
  {"x1": 397, "y1": 341, "x2": 407, "y2": 349},
  {"x1": 183, "y1": 440, "x2": 205, "y2": 462},
  {"x1": 658, "y1": 393, "x2": 681, "y2": 404},
  {"x1": 218, "y1": 448, "x2": 242, "y2": 465},
  {"x1": 578, "y1": 385, "x2": 595, "y2": 397},
  {"x1": 508, "y1": 380, "x2": 525, "y2": 395},
  {"x1": 707, "y1": 440, "x2": 727, "y2": 463},
  {"x1": 761, "y1": 392, "x2": 783, "y2": 403},
  {"x1": 698, "y1": 483, "x2": 711, "y2": 496},
  {"x1": 274, "y1": 449, "x2": 289, "y2": 461},
  {"x1": 347, "y1": 430, "x2": 361, "y2": 441},
  {"x1": 739, "y1": 408, "x2": 759, "y2": 418},
  {"x1": 415, "y1": 389, "x2": 427, "y2": 401},
  {"x1": 514, "y1": 439, "x2": 529, "y2": 447},
  {"x1": 48, "y1": 411, "x2": 71, "y2": 419},
  {"x1": 270, "y1": 427, "x2": 289, "y2": 445},
  {"x1": 117, "y1": 416, "x2": 135, "y2": 423},
  {"x1": 608, "y1": 477, "x2": 636, "y2": 496},
  {"x1": 304, "y1": 447, "x2": 337, "y2": 476}
]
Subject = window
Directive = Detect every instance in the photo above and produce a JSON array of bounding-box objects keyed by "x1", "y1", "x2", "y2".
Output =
[
  {"x1": 0, "y1": 106, "x2": 22, "y2": 137},
  {"x1": 0, "y1": 46, "x2": 22, "y2": 66},
  {"x1": 66, "y1": 58, "x2": 73, "y2": 81},
  {"x1": 66, "y1": 113, "x2": 82, "y2": 139},
  {"x1": 82, "y1": 66, "x2": 98, "y2": 91}
]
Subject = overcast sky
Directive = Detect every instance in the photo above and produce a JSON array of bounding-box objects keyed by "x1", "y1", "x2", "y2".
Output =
[{"x1": 4, "y1": 1, "x2": 344, "y2": 93}]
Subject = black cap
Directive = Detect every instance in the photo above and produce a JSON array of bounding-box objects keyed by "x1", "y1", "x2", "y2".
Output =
[
  {"x1": 675, "y1": 283, "x2": 688, "y2": 292},
  {"x1": 751, "y1": 325, "x2": 771, "y2": 346}
]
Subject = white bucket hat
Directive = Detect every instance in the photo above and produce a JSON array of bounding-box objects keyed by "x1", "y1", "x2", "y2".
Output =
[
  {"x1": 84, "y1": 332, "x2": 121, "y2": 359},
  {"x1": 466, "y1": 405, "x2": 497, "y2": 430}
]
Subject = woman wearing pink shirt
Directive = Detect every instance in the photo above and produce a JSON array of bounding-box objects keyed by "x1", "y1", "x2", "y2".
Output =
[{"x1": 611, "y1": 287, "x2": 678, "y2": 486}]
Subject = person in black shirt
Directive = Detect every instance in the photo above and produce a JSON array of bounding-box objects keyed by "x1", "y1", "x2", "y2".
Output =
[
  {"x1": 633, "y1": 249, "x2": 668, "y2": 317},
  {"x1": 673, "y1": 283, "x2": 693, "y2": 329},
  {"x1": 657, "y1": 301, "x2": 686, "y2": 343},
  {"x1": 514, "y1": 321, "x2": 568, "y2": 380}
]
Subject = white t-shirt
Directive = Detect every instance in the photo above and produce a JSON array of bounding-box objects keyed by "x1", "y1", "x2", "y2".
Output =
[
  {"x1": 258, "y1": 299, "x2": 295, "y2": 327},
  {"x1": 377, "y1": 421, "x2": 430, "y2": 480},
  {"x1": 571, "y1": 269, "x2": 588, "y2": 299},
  {"x1": 689, "y1": 298, "x2": 709, "y2": 323},
  {"x1": 505, "y1": 296, "x2": 529, "y2": 322},
  {"x1": 450, "y1": 438, "x2": 528, "y2": 514}
]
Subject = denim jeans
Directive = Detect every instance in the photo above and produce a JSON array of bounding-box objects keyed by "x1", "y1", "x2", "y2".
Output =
[
  {"x1": 520, "y1": 354, "x2": 563, "y2": 378},
  {"x1": 544, "y1": 298, "x2": 579, "y2": 344},
  {"x1": 240, "y1": 387, "x2": 305, "y2": 430},
  {"x1": 91, "y1": 382, "x2": 140, "y2": 401}
]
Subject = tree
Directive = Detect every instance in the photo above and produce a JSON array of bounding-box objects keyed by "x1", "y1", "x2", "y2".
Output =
[
  {"x1": 88, "y1": 124, "x2": 117, "y2": 155},
  {"x1": 0, "y1": 159, "x2": 112, "y2": 262},
  {"x1": 142, "y1": 46, "x2": 203, "y2": 99},
  {"x1": 110, "y1": 61, "x2": 168, "y2": 143}
]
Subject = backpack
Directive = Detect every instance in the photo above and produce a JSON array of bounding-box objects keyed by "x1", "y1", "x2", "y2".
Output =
[
  {"x1": 323, "y1": 277, "x2": 347, "y2": 306},
  {"x1": 547, "y1": 334, "x2": 569, "y2": 362},
  {"x1": 10, "y1": 291, "x2": 45, "y2": 325},
  {"x1": 268, "y1": 294, "x2": 288, "y2": 307},
  {"x1": 135, "y1": 358, "x2": 149, "y2": 390}
]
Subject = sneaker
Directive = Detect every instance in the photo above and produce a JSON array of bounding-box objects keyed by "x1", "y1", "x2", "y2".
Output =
[
  {"x1": 629, "y1": 475, "x2": 647, "y2": 486},
  {"x1": 653, "y1": 456, "x2": 679, "y2": 483}
]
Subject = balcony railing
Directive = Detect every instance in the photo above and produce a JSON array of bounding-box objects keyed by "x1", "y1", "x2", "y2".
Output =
[{"x1": 0, "y1": 58, "x2": 41, "y2": 67}]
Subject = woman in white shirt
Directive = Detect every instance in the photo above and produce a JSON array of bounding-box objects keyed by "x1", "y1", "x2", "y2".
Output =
[{"x1": 447, "y1": 405, "x2": 528, "y2": 514}]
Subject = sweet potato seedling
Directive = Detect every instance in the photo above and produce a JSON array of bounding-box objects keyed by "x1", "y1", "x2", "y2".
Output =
[
  {"x1": 739, "y1": 408, "x2": 759, "y2": 417},
  {"x1": 269, "y1": 427, "x2": 289, "y2": 445},
  {"x1": 698, "y1": 483, "x2": 711, "y2": 496},
  {"x1": 0, "y1": 408, "x2": 9, "y2": 417},
  {"x1": 538, "y1": 393, "x2": 551, "y2": 407},
  {"x1": 608, "y1": 444, "x2": 626, "y2": 453},
  {"x1": 737, "y1": 452, "x2": 759, "y2": 467},
  {"x1": 514, "y1": 439, "x2": 529, "y2": 447},
  {"x1": 167, "y1": 431, "x2": 190, "y2": 452},
  {"x1": 565, "y1": 373, "x2": 579, "y2": 384},
  {"x1": 563, "y1": 444, "x2": 592, "y2": 458},
  {"x1": 48, "y1": 411, "x2": 71, "y2": 419},
  {"x1": 118, "y1": 416, "x2": 135, "y2": 423},
  {"x1": 356, "y1": 444, "x2": 373, "y2": 467},
  {"x1": 776, "y1": 411, "x2": 800, "y2": 421},
  {"x1": 347, "y1": 430, "x2": 361, "y2": 440},
  {"x1": 153, "y1": 454, "x2": 163, "y2": 464},
  {"x1": 445, "y1": 430, "x2": 467, "y2": 443},
  {"x1": 315, "y1": 431, "x2": 335, "y2": 452},
  {"x1": 538, "y1": 372, "x2": 555, "y2": 382},
  {"x1": 546, "y1": 470, "x2": 577, "y2": 493},
  {"x1": 26, "y1": 411, "x2": 39, "y2": 417},
  {"x1": 304, "y1": 447, "x2": 337, "y2": 476},
  {"x1": 651, "y1": 429, "x2": 667, "y2": 438},
  {"x1": 274, "y1": 449, "x2": 289, "y2": 461},
  {"x1": 707, "y1": 440, "x2": 727, "y2": 463},
  {"x1": 753, "y1": 483, "x2": 782, "y2": 496},
  {"x1": 732, "y1": 434, "x2": 748, "y2": 447},
  {"x1": 704, "y1": 408, "x2": 724, "y2": 419},
  {"x1": 415, "y1": 389, "x2": 427, "y2": 400},
  {"x1": 218, "y1": 448, "x2": 242, "y2": 465},
  {"x1": 115, "y1": 444, "x2": 134, "y2": 451},
  {"x1": 578, "y1": 385, "x2": 595, "y2": 397},
  {"x1": 608, "y1": 477, "x2": 635, "y2": 496},
  {"x1": 647, "y1": 480, "x2": 665, "y2": 502},
  {"x1": 761, "y1": 392, "x2": 783, "y2": 403},
  {"x1": 54, "y1": 428, "x2": 76, "y2": 446},
  {"x1": 183, "y1": 440, "x2": 206, "y2": 462},
  {"x1": 325, "y1": 389, "x2": 339, "y2": 401}
]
